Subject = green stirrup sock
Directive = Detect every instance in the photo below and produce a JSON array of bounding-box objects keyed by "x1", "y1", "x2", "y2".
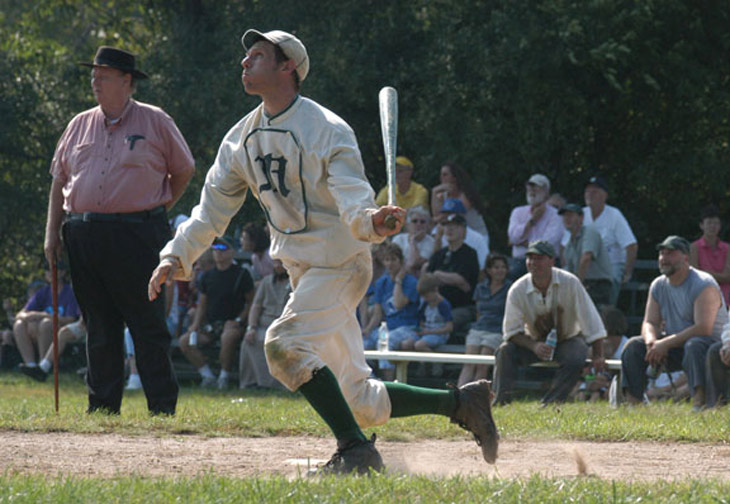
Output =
[
  {"x1": 298, "y1": 367, "x2": 367, "y2": 443},
  {"x1": 385, "y1": 381, "x2": 456, "y2": 418}
]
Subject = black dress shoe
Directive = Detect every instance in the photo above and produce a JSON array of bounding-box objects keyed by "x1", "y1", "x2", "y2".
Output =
[{"x1": 19, "y1": 364, "x2": 48, "y2": 382}]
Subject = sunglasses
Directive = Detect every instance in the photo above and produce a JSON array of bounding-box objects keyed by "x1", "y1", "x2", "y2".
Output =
[
  {"x1": 211, "y1": 243, "x2": 230, "y2": 251},
  {"x1": 410, "y1": 219, "x2": 428, "y2": 224}
]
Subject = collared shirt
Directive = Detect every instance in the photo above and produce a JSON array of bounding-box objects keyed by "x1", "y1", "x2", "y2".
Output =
[
  {"x1": 375, "y1": 181, "x2": 429, "y2": 210},
  {"x1": 508, "y1": 204, "x2": 565, "y2": 258},
  {"x1": 563, "y1": 225, "x2": 613, "y2": 281},
  {"x1": 162, "y1": 95, "x2": 385, "y2": 279},
  {"x1": 50, "y1": 99, "x2": 195, "y2": 213},
  {"x1": 502, "y1": 267, "x2": 606, "y2": 344}
]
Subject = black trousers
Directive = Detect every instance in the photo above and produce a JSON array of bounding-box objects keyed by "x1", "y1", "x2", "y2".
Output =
[{"x1": 63, "y1": 215, "x2": 178, "y2": 414}]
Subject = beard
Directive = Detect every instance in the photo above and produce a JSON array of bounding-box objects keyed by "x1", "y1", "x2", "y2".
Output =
[
  {"x1": 526, "y1": 192, "x2": 546, "y2": 206},
  {"x1": 659, "y1": 263, "x2": 678, "y2": 277}
]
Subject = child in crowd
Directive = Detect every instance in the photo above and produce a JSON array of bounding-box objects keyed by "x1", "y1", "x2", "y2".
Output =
[{"x1": 397, "y1": 273, "x2": 453, "y2": 352}]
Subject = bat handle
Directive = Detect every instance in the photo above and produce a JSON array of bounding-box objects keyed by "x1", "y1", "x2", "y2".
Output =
[{"x1": 384, "y1": 214, "x2": 397, "y2": 230}]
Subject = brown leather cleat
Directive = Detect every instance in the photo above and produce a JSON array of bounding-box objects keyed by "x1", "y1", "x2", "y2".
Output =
[{"x1": 450, "y1": 379, "x2": 499, "y2": 463}]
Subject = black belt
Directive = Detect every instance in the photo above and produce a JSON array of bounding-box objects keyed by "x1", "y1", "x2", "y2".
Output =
[{"x1": 66, "y1": 205, "x2": 166, "y2": 223}]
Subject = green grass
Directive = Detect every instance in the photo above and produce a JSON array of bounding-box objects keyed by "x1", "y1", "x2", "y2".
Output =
[
  {"x1": 1, "y1": 473, "x2": 729, "y2": 503},
  {"x1": 2, "y1": 373, "x2": 730, "y2": 502},
  {"x1": 0, "y1": 373, "x2": 728, "y2": 443}
]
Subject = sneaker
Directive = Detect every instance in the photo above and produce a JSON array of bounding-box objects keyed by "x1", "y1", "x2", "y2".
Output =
[
  {"x1": 217, "y1": 375, "x2": 230, "y2": 390},
  {"x1": 200, "y1": 375, "x2": 216, "y2": 388},
  {"x1": 19, "y1": 364, "x2": 48, "y2": 382},
  {"x1": 314, "y1": 434, "x2": 384, "y2": 476},
  {"x1": 450, "y1": 379, "x2": 499, "y2": 464},
  {"x1": 125, "y1": 374, "x2": 142, "y2": 391}
]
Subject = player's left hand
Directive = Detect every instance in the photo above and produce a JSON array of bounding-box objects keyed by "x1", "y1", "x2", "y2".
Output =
[
  {"x1": 373, "y1": 205, "x2": 406, "y2": 236},
  {"x1": 148, "y1": 258, "x2": 179, "y2": 301}
]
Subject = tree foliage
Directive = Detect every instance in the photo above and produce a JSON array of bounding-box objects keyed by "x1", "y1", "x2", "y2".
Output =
[{"x1": 2, "y1": 0, "x2": 730, "y2": 309}]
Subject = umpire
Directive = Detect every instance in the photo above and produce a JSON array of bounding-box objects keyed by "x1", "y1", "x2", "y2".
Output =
[{"x1": 44, "y1": 46, "x2": 195, "y2": 415}]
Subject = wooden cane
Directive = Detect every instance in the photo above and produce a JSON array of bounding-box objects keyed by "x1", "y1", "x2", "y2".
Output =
[{"x1": 51, "y1": 257, "x2": 60, "y2": 413}]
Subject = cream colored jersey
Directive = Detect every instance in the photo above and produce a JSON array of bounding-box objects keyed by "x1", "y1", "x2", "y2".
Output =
[{"x1": 161, "y1": 95, "x2": 384, "y2": 278}]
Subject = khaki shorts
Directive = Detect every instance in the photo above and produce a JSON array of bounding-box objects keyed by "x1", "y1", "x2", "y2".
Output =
[{"x1": 465, "y1": 329, "x2": 503, "y2": 349}]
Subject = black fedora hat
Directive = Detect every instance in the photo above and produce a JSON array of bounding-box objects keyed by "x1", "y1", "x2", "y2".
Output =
[{"x1": 79, "y1": 46, "x2": 148, "y2": 79}]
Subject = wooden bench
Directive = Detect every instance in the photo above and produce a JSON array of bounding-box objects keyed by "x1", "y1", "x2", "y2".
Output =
[{"x1": 363, "y1": 349, "x2": 621, "y2": 384}]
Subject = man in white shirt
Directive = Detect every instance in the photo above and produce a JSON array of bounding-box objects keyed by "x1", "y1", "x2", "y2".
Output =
[
  {"x1": 582, "y1": 175, "x2": 638, "y2": 304},
  {"x1": 492, "y1": 240, "x2": 606, "y2": 405}
]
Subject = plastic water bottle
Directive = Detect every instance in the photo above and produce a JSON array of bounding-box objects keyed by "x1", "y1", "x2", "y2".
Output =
[
  {"x1": 189, "y1": 330, "x2": 198, "y2": 347},
  {"x1": 377, "y1": 322, "x2": 389, "y2": 352},
  {"x1": 545, "y1": 328, "x2": 557, "y2": 361}
]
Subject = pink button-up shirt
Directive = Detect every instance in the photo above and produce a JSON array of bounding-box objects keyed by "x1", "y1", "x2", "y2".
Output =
[
  {"x1": 50, "y1": 99, "x2": 194, "y2": 213},
  {"x1": 694, "y1": 236, "x2": 730, "y2": 305}
]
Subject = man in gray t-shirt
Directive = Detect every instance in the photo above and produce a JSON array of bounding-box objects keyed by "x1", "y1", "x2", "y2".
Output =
[
  {"x1": 559, "y1": 203, "x2": 613, "y2": 306},
  {"x1": 621, "y1": 236, "x2": 727, "y2": 410}
]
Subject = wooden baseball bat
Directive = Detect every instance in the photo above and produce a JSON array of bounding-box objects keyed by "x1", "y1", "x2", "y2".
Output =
[{"x1": 378, "y1": 86, "x2": 398, "y2": 229}]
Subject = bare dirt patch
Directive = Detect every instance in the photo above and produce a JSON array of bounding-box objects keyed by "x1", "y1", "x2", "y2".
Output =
[{"x1": 2, "y1": 431, "x2": 728, "y2": 480}]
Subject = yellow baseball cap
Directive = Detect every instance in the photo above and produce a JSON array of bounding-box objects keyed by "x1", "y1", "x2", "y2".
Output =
[{"x1": 395, "y1": 156, "x2": 414, "y2": 169}]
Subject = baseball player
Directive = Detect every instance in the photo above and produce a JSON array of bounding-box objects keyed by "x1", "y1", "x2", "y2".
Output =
[{"x1": 148, "y1": 29, "x2": 498, "y2": 474}]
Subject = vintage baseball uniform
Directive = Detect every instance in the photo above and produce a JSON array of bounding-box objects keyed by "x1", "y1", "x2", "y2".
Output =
[{"x1": 161, "y1": 95, "x2": 393, "y2": 427}]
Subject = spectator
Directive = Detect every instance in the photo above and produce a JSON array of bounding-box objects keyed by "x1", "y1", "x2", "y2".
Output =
[
  {"x1": 240, "y1": 259, "x2": 290, "y2": 389},
  {"x1": 374, "y1": 156, "x2": 430, "y2": 210},
  {"x1": 392, "y1": 206, "x2": 435, "y2": 277},
  {"x1": 240, "y1": 222, "x2": 274, "y2": 281},
  {"x1": 458, "y1": 253, "x2": 511, "y2": 387},
  {"x1": 581, "y1": 175, "x2": 638, "y2": 304},
  {"x1": 45, "y1": 46, "x2": 195, "y2": 415},
  {"x1": 621, "y1": 236, "x2": 727, "y2": 411},
  {"x1": 492, "y1": 240, "x2": 606, "y2": 405},
  {"x1": 430, "y1": 161, "x2": 488, "y2": 236},
  {"x1": 17, "y1": 264, "x2": 81, "y2": 381},
  {"x1": 434, "y1": 198, "x2": 489, "y2": 270},
  {"x1": 706, "y1": 323, "x2": 730, "y2": 407},
  {"x1": 398, "y1": 273, "x2": 453, "y2": 352},
  {"x1": 361, "y1": 242, "x2": 420, "y2": 381},
  {"x1": 1, "y1": 281, "x2": 46, "y2": 370},
  {"x1": 425, "y1": 213, "x2": 480, "y2": 336},
  {"x1": 507, "y1": 174, "x2": 564, "y2": 278},
  {"x1": 689, "y1": 204, "x2": 730, "y2": 306},
  {"x1": 559, "y1": 203, "x2": 613, "y2": 307},
  {"x1": 178, "y1": 237, "x2": 255, "y2": 389}
]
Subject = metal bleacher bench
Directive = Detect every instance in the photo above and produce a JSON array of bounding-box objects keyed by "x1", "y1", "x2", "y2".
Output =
[{"x1": 363, "y1": 349, "x2": 622, "y2": 384}]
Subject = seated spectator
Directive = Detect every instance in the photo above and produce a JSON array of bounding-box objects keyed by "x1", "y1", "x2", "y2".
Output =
[
  {"x1": 507, "y1": 173, "x2": 564, "y2": 278},
  {"x1": 1, "y1": 281, "x2": 46, "y2": 369},
  {"x1": 492, "y1": 240, "x2": 606, "y2": 406},
  {"x1": 240, "y1": 259, "x2": 290, "y2": 390},
  {"x1": 240, "y1": 222, "x2": 274, "y2": 281},
  {"x1": 559, "y1": 203, "x2": 613, "y2": 307},
  {"x1": 689, "y1": 204, "x2": 730, "y2": 306},
  {"x1": 395, "y1": 273, "x2": 453, "y2": 352},
  {"x1": 374, "y1": 156, "x2": 430, "y2": 210},
  {"x1": 361, "y1": 242, "x2": 420, "y2": 381},
  {"x1": 392, "y1": 206, "x2": 435, "y2": 277},
  {"x1": 425, "y1": 213, "x2": 480, "y2": 336},
  {"x1": 179, "y1": 237, "x2": 255, "y2": 389},
  {"x1": 621, "y1": 236, "x2": 727, "y2": 411},
  {"x1": 706, "y1": 319, "x2": 730, "y2": 407},
  {"x1": 458, "y1": 253, "x2": 511, "y2": 387},
  {"x1": 434, "y1": 198, "x2": 489, "y2": 270},
  {"x1": 17, "y1": 263, "x2": 81, "y2": 381},
  {"x1": 358, "y1": 243, "x2": 387, "y2": 344},
  {"x1": 430, "y1": 161, "x2": 488, "y2": 235}
]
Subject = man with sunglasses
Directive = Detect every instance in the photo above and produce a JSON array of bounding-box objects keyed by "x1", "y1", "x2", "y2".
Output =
[{"x1": 179, "y1": 237, "x2": 254, "y2": 388}]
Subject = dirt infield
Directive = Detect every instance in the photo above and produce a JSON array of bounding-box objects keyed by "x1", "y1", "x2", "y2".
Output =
[{"x1": 2, "y1": 432, "x2": 729, "y2": 480}]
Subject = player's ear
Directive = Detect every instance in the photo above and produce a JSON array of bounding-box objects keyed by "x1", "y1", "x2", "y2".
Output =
[{"x1": 280, "y1": 58, "x2": 296, "y2": 75}]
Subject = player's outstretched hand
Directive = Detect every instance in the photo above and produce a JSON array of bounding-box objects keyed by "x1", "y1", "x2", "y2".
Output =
[
  {"x1": 148, "y1": 258, "x2": 179, "y2": 301},
  {"x1": 373, "y1": 205, "x2": 406, "y2": 237}
]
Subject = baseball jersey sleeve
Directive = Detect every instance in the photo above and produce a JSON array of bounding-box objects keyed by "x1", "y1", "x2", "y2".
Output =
[
  {"x1": 326, "y1": 129, "x2": 384, "y2": 244},
  {"x1": 161, "y1": 122, "x2": 251, "y2": 279}
]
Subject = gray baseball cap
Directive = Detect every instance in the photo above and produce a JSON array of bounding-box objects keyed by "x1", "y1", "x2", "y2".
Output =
[
  {"x1": 526, "y1": 240, "x2": 556, "y2": 258},
  {"x1": 242, "y1": 29, "x2": 309, "y2": 82},
  {"x1": 526, "y1": 174, "x2": 550, "y2": 191},
  {"x1": 655, "y1": 235, "x2": 690, "y2": 254}
]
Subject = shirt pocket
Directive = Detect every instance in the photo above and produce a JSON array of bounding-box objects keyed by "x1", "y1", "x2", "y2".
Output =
[
  {"x1": 68, "y1": 142, "x2": 99, "y2": 175},
  {"x1": 119, "y1": 135, "x2": 163, "y2": 172}
]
